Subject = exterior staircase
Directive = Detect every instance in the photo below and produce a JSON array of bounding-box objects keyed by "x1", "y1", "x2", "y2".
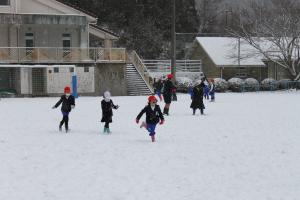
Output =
[{"x1": 126, "y1": 64, "x2": 153, "y2": 96}]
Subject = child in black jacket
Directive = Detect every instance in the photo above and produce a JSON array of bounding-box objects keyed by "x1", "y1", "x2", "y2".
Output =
[
  {"x1": 52, "y1": 86, "x2": 75, "y2": 133},
  {"x1": 190, "y1": 80, "x2": 205, "y2": 115},
  {"x1": 101, "y1": 91, "x2": 119, "y2": 134},
  {"x1": 136, "y1": 95, "x2": 164, "y2": 142}
]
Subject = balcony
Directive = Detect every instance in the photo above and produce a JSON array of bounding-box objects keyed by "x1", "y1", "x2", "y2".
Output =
[{"x1": 0, "y1": 47, "x2": 126, "y2": 64}]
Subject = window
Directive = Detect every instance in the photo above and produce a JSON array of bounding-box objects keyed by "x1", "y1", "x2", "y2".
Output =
[
  {"x1": 0, "y1": 0, "x2": 10, "y2": 5},
  {"x1": 236, "y1": 67, "x2": 247, "y2": 78},
  {"x1": 84, "y1": 67, "x2": 89, "y2": 73},
  {"x1": 25, "y1": 33, "x2": 34, "y2": 56},
  {"x1": 69, "y1": 67, "x2": 74, "y2": 73},
  {"x1": 62, "y1": 34, "x2": 71, "y2": 57},
  {"x1": 54, "y1": 67, "x2": 59, "y2": 73}
]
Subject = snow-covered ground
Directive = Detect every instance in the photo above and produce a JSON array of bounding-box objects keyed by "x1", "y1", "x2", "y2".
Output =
[{"x1": 0, "y1": 92, "x2": 299, "y2": 200}]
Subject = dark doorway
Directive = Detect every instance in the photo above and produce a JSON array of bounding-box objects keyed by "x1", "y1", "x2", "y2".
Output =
[{"x1": 32, "y1": 68, "x2": 46, "y2": 96}]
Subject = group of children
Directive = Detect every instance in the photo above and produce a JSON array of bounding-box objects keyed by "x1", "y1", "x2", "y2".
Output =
[{"x1": 52, "y1": 74, "x2": 215, "y2": 142}]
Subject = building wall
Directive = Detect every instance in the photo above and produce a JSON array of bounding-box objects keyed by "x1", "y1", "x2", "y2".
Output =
[
  {"x1": 94, "y1": 63, "x2": 127, "y2": 96},
  {"x1": 190, "y1": 44, "x2": 220, "y2": 79},
  {"x1": 221, "y1": 67, "x2": 268, "y2": 81},
  {"x1": 267, "y1": 62, "x2": 293, "y2": 80},
  {"x1": 0, "y1": 14, "x2": 88, "y2": 48},
  {"x1": 46, "y1": 65, "x2": 94, "y2": 94}
]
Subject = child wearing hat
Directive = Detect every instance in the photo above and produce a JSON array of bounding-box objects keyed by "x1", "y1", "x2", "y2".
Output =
[
  {"x1": 136, "y1": 95, "x2": 164, "y2": 142},
  {"x1": 101, "y1": 91, "x2": 119, "y2": 134},
  {"x1": 162, "y1": 73, "x2": 176, "y2": 115},
  {"x1": 52, "y1": 86, "x2": 75, "y2": 133}
]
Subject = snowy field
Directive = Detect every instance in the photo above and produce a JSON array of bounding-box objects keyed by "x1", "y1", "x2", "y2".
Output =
[{"x1": 0, "y1": 92, "x2": 300, "y2": 200}]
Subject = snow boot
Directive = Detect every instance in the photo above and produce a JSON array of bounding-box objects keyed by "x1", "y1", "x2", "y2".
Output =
[
  {"x1": 200, "y1": 109, "x2": 204, "y2": 115},
  {"x1": 193, "y1": 109, "x2": 196, "y2": 115}
]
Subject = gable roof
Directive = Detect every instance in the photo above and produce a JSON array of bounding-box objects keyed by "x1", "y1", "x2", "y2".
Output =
[
  {"x1": 90, "y1": 25, "x2": 119, "y2": 40},
  {"x1": 196, "y1": 37, "x2": 266, "y2": 67},
  {"x1": 31, "y1": 0, "x2": 97, "y2": 22},
  {"x1": 54, "y1": 0, "x2": 97, "y2": 18}
]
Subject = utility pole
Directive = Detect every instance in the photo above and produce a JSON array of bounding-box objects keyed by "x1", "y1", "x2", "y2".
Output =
[{"x1": 171, "y1": 0, "x2": 176, "y2": 80}]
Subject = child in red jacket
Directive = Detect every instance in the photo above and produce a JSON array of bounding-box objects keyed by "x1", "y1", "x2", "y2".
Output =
[{"x1": 136, "y1": 96, "x2": 164, "y2": 142}]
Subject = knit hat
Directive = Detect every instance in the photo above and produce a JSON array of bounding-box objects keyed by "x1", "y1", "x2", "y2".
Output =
[
  {"x1": 103, "y1": 91, "x2": 111, "y2": 102},
  {"x1": 167, "y1": 74, "x2": 173, "y2": 79},
  {"x1": 64, "y1": 86, "x2": 71, "y2": 93},
  {"x1": 148, "y1": 95, "x2": 157, "y2": 103}
]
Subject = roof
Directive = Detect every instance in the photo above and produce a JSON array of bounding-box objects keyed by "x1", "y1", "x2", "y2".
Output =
[
  {"x1": 55, "y1": 0, "x2": 97, "y2": 18},
  {"x1": 195, "y1": 37, "x2": 266, "y2": 67},
  {"x1": 90, "y1": 24, "x2": 119, "y2": 40}
]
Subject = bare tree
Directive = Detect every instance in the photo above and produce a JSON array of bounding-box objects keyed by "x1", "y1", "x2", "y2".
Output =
[{"x1": 228, "y1": 0, "x2": 300, "y2": 80}]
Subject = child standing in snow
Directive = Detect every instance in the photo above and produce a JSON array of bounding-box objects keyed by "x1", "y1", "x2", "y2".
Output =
[
  {"x1": 162, "y1": 74, "x2": 176, "y2": 115},
  {"x1": 209, "y1": 79, "x2": 215, "y2": 102},
  {"x1": 204, "y1": 82, "x2": 210, "y2": 100},
  {"x1": 52, "y1": 86, "x2": 75, "y2": 133},
  {"x1": 136, "y1": 95, "x2": 164, "y2": 142},
  {"x1": 101, "y1": 91, "x2": 119, "y2": 134},
  {"x1": 190, "y1": 80, "x2": 205, "y2": 115}
]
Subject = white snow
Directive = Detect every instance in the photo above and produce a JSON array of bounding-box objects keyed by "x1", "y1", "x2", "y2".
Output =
[
  {"x1": 196, "y1": 37, "x2": 266, "y2": 66},
  {"x1": 0, "y1": 92, "x2": 300, "y2": 200}
]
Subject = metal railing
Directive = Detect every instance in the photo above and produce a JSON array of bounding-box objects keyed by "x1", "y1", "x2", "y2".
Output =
[
  {"x1": 127, "y1": 50, "x2": 154, "y2": 93},
  {"x1": 0, "y1": 47, "x2": 126, "y2": 63},
  {"x1": 142, "y1": 59, "x2": 202, "y2": 73}
]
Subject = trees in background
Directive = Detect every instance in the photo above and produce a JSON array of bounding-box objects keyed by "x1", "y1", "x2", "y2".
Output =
[{"x1": 228, "y1": 0, "x2": 300, "y2": 80}]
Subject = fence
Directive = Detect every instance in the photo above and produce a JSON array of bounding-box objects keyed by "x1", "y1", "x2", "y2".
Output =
[
  {"x1": 0, "y1": 47, "x2": 126, "y2": 64},
  {"x1": 236, "y1": 81, "x2": 300, "y2": 92},
  {"x1": 142, "y1": 60, "x2": 202, "y2": 73}
]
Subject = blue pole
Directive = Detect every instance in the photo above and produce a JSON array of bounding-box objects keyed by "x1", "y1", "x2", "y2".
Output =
[{"x1": 72, "y1": 75, "x2": 78, "y2": 98}]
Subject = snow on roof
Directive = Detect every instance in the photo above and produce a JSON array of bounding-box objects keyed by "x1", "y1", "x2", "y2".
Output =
[{"x1": 196, "y1": 37, "x2": 266, "y2": 67}]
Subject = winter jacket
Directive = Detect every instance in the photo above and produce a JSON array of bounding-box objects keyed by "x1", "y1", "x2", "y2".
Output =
[
  {"x1": 190, "y1": 83, "x2": 205, "y2": 109},
  {"x1": 136, "y1": 104, "x2": 164, "y2": 124},
  {"x1": 101, "y1": 99, "x2": 118, "y2": 123},
  {"x1": 54, "y1": 95, "x2": 75, "y2": 112},
  {"x1": 162, "y1": 79, "x2": 175, "y2": 104}
]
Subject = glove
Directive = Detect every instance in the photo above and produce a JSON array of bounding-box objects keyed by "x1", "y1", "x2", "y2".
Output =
[
  {"x1": 172, "y1": 88, "x2": 176, "y2": 93},
  {"x1": 159, "y1": 120, "x2": 164, "y2": 125},
  {"x1": 71, "y1": 105, "x2": 75, "y2": 109},
  {"x1": 115, "y1": 105, "x2": 119, "y2": 109},
  {"x1": 136, "y1": 119, "x2": 139, "y2": 124},
  {"x1": 52, "y1": 106, "x2": 56, "y2": 109}
]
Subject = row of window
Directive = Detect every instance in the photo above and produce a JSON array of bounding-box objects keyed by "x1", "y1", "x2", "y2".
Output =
[
  {"x1": 0, "y1": 0, "x2": 10, "y2": 6},
  {"x1": 49, "y1": 67, "x2": 89, "y2": 74},
  {"x1": 25, "y1": 33, "x2": 71, "y2": 49}
]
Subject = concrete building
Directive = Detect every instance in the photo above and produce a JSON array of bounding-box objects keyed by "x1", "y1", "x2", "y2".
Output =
[{"x1": 0, "y1": 0, "x2": 148, "y2": 96}]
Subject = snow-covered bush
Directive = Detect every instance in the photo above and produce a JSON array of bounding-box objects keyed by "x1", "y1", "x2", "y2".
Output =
[
  {"x1": 244, "y1": 78, "x2": 260, "y2": 91},
  {"x1": 228, "y1": 78, "x2": 245, "y2": 92},
  {"x1": 214, "y1": 78, "x2": 228, "y2": 92},
  {"x1": 278, "y1": 79, "x2": 291, "y2": 89},
  {"x1": 261, "y1": 78, "x2": 279, "y2": 90},
  {"x1": 176, "y1": 77, "x2": 193, "y2": 92}
]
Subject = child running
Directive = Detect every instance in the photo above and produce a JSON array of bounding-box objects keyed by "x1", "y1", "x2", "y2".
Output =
[
  {"x1": 52, "y1": 86, "x2": 75, "y2": 133},
  {"x1": 101, "y1": 91, "x2": 119, "y2": 134},
  {"x1": 136, "y1": 95, "x2": 164, "y2": 142}
]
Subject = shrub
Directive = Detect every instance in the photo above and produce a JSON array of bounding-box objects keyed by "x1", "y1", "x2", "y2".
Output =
[
  {"x1": 214, "y1": 78, "x2": 228, "y2": 92},
  {"x1": 244, "y1": 78, "x2": 260, "y2": 91},
  {"x1": 261, "y1": 78, "x2": 279, "y2": 90},
  {"x1": 278, "y1": 79, "x2": 291, "y2": 89},
  {"x1": 176, "y1": 77, "x2": 193, "y2": 92},
  {"x1": 228, "y1": 78, "x2": 245, "y2": 92}
]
